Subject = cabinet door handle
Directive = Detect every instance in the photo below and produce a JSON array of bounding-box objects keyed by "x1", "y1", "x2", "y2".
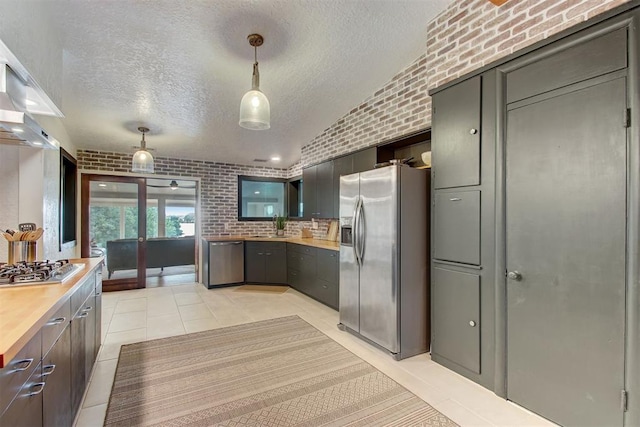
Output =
[
  {"x1": 13, "y1": 358, "x2": 33, "y2": 372},
  {"x1": 77, "y1": 312, "x2": 89, "y2": 318},
  {"x1": 265, "y1": 253, "x2": 271, "y2": 256},
  {"x1": 46, "y1": 317, "x2": 66, "y2": 326},
  {"x1": 469, "y1": 320, "x2": 477, "y2": 327},
  {"x1": 28, "y1": 382, "x2": 45, "y2": 396},
  {"x1": 257, "y1": 252, "x2": 263, "y2": 255},
  {"x1": 449, "y1": 198, "x2": 462, "y2": 202},
  {"x1": 42, "y1": 364, "x2": 56, "y2": 376},
  {"x1": 84, "y1": 306, "x2": 93, "y2": 311},
  {"x1": 322, "y1": 285, "x2": 328, "y2": 289},
  {"x1": 469, "y1": 128, "x2": 478, "y2": 135}
]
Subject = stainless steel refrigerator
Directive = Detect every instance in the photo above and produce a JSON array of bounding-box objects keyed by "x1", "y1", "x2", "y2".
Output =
[{"x1": 338, "y1": 165, "x2": 428, "y2": 360}]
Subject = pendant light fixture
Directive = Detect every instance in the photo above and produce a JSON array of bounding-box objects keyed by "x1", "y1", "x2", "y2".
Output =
[
  {"x1": 239, "y1": 34, "x2": 270, "y2": 130},
  {"x1": 131, "y1": 126, "x2": 155, "y2": 174}
]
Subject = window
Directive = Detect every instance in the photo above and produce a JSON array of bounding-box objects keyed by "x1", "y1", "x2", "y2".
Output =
[
  {"x1": 238, "y1": 176, "x2": 287, "y2": 220},
  {"x1": 59, "y1": 148, "x2": 77, "y2": 250}
]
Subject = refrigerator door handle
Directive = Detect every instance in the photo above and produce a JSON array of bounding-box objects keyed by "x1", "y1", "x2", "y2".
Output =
[
  {"x1": 352, "y1": 197, "x2": 361, "y2": 267},
  {"x1": 356, "y1": 198, "x2": 365, "y2": 264}
]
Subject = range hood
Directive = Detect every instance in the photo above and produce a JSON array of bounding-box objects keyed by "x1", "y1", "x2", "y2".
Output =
[{"x1": 0, "y1": 65, "x2": 58, "y2": 149}]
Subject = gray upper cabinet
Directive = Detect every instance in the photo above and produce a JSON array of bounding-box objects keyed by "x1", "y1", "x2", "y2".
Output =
[
  {"x1": 333, "y1": 155, "x2": 353, "y2": 218},
  {"x1": 433, "y1": 190, "x2": 481, "y2": 265},
  {"x1": 352, "y1": 147, "x2": 377, "y2": 173},
  {"x1": 302, "y1": 165, "x2": 317, "y2": 219},
  {"x1": 432, "y1": 75, "x2": 481, "y2": 189},
  {"x1": 303, "y1": 161, "x2": 334, "y2": 219}
]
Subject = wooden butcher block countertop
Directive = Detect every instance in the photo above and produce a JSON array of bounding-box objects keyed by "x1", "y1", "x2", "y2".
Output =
[
  {"x1": 203, "y1": 236, "x2": 340, "y2": 251},
  {"x1": 0, "y1": 257, "x2": 103, "y2": 368}
]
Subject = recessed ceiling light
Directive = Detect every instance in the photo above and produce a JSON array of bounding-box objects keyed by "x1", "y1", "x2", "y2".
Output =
[
  {"x1": 98, "y1": 183, "x2": 107, "y2": 187},
  {"x1": 32, "y1": 141, "x2": 43, "y2": 146},
  {"x1": 254, "y1": 191, "x2": 260, "y2": 194},
  {"x1": 11, "y1": 127, "x2": 23, "y2": 133},
  {"x1": 271, "y1": 156, "x2": 281, "y2": 162}
]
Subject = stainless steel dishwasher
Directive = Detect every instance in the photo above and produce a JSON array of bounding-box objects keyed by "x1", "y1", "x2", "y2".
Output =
[{"x1": 202, "y1": 240, "x2": 244, "y2": 288}]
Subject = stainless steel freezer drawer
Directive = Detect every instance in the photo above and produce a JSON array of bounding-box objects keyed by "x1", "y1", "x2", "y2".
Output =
[{"x1": 208, "y1": 241, "x2": 244, "y2": 286}]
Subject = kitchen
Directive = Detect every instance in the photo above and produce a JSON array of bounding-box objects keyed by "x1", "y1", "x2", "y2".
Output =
[{"x1": 1, "y1": 0, "x2": 638, "y2": 426}]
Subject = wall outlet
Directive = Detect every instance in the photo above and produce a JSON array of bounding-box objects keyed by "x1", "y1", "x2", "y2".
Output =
[
  {"x1": 311, "y1": 218, "x2": 318, "y2": 230},
  {"x1": 224, "y1": 222, "x2": 229, "y2": 230}
]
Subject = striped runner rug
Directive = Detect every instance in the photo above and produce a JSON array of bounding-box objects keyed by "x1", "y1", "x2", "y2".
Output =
[{"x1": 104, "y1": 315, "x2": 457, "y2": 426}]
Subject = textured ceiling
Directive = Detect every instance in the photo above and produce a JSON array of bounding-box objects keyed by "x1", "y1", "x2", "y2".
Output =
[{"x1": 48, "y1": 0, "x2": 451, "y2": 167}]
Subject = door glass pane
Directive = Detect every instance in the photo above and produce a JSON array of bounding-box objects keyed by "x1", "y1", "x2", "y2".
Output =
[{"x1": 89, "y1": 181, "x2": 139, "y2": 281}]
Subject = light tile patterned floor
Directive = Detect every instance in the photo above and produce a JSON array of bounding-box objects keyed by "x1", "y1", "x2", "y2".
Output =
[{"x1": 75, "y1": 283, "x2": 556, "y2": 427}]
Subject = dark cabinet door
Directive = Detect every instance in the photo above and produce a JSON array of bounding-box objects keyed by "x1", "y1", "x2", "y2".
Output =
[
  {"x1": 302, "y1": 165, "x2": 317, "y2": 219},
  {"x1": 265, "y1": 244, "x2": 287, "y2": 284},
  {"x1": 317, "y1": 249, "x2": 338, "y2": 284},
  {"x1": 70, "y1": 308, "x2": 87, "y2": 415},
  {"x1": 431, "y1": 267, "x2": 480, "y2": 374},
  {"x1": 332, "y1": 155, "x2": 353, "y2": 218},
  {"x1": 95, "y1": 270, "x2": 103, "y2": 360},
  {"x1": 43, "y1": 325, "x2": 72, "y2": 427},
  {"x1": 245, "y1": 242, "x2": 265, "y2": 283},
  {"x1": 83, "y1": 294, "x2": 97, "y2": 381},
  {"x1": 352, "y1": 148, "x2": 377, "y2": 173},
  {"x1": 432, "y1": 75, "x2": 481, "y2": 189},
  {"x1": 316, "y1": 161, "x2": 334, "y2": 218},
  {"x1": 0, "y1": 363, "x2": 43, "y2": 427}
]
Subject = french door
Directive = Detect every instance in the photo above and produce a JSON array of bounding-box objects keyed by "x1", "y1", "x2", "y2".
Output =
[{"x1": 81, "y1": 174, "x2": 147, "y2": 291}]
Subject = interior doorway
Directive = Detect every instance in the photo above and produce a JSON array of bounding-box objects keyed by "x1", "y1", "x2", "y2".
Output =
[{"x1": 81, "y1": 174, "x2": 199, "y2": 291}]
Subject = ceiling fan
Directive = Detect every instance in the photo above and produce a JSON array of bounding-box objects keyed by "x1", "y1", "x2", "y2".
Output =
[{"x1": 147, "y1": 180, "x2": 196, "y2": 190}]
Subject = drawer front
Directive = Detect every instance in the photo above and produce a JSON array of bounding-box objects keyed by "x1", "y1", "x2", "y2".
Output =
[
  {"x1": 288, "y1": 269, "x2": 303, "y2": 291},
  {"x1": 0, "y1": 362, "x2": 43, "y2": 427},
  {"x1": 71, "y1": 274, "x2": 95, "y2": 316},
  {"x1": 42, "y1": 299, "x2": 71, "y2": 357},
  {"x1": 264, "y1": 242, "x2": 286, "y2": 252},
  {"x1": 317, "y1": 249, "x2": 338, "y2": 284},
  {"x1": 245, "y1": 241, "x2": 264, "y2": 252},
  {"x1": 433, "y1": 190, "x2": 481, "y2": 265},
  {"x1": 0, "y1": 331, "x2": 42, "y2": 417},
  {"x1": 312, "y1": 279, "x2": 339, "y2": 310},
  {"x1": 287, "y1": 251, "x2": 302, "y2": 271},
  {"x1": 288, "y1": 243, "x2": 317, "y2": 256}
]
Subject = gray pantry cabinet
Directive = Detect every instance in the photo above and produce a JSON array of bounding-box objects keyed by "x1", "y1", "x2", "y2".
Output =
[
  {"x1": 245, "y1": 242, "x2": 287, "y2": 284},
  {"x1": 430, "y1": 4, "x2": 640, "y2": 427},
  {"x1": 0, "y1": 266, "x2": 102, "y2": 427}
]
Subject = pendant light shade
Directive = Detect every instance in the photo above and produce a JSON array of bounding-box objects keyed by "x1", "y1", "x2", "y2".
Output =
[
  {"x1": 239, "y1": 34, "x2": 270, "y2": 130},
  {"x1": 132, "y1": 127, "x2": 155, "y2": 173}
]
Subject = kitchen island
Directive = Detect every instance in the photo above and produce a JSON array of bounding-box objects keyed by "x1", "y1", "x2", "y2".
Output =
[{"x1": 0, "y1": 257, "x2": 103, "y2": 426}]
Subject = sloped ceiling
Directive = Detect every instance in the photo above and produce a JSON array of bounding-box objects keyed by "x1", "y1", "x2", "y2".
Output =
[{"x1": 46, "y1": 0, "x2": 451, "y2": 167}]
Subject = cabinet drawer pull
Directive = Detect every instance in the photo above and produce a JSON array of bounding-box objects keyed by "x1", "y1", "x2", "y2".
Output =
[
  {"x1": 46, "y1": 317, "x2": 66, "y2": 326},
  {"x1": 28, "y1": 382, "x2": 45, "y2": 396},
  {"x1": 257, "y1": 252, "x2": 263, "y2": 255},
  {"x1": 449, "y1": 198, "x2": 462, "y2": 202},
  {"x1": 77, "y1": 312, "x2": 89, "y2": 318},
  {"x1": 84, "y1": 306, "x2": 93, "y2": 311},
  {"x1": 42, "y1": 365, "x2": 56, "y2": 376},
  {"x1": 13, "y1": 358, "x2": 33, "y2": 372},
  {"x1": 265, "y1": 253, "x2": 271, "y2": 256},
  {"x1": 322, "y1": 285, "x2": 328, "y2": 289}
]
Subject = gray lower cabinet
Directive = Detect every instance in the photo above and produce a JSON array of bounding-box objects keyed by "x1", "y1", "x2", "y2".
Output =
[
  {"x1": 287, "y1": 244, "x2": 339, "y2": 309},
  {"x1": 0, "y1": 267, "x2": 101, "y2": 427},
  {"x1": 431, "y1": 267, "x2": 480, "y2": 374},
  {"x1": 245, "y1": 242, "x2": 287, "y2": 284},
  {"x1": 42, "y1": 326, "x2": 72, "y2": 427}
]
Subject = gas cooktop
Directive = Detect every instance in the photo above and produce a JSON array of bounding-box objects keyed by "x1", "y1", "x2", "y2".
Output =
[{"x1": 0, "y1": 260, "x2": 83, "y2": 288}]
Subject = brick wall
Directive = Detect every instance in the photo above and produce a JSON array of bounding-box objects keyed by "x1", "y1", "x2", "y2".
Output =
[
  {"x1": 301, "y1": 0, "x2": 631, "y2": 167},
  {"x1": 77, "y1": 150, "x2": 336, "y2": 240},
  {"x1": 78, "y1": 150, "x2": 289, "y2": 237}
]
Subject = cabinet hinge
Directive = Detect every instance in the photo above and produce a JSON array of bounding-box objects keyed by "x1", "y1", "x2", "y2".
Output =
[
  {"x1": 625, "y1": 108, "x2": 631, "y2": 128},
  {"x1": 622, "y1": 390, "x2": 628, "y2": 412}
]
